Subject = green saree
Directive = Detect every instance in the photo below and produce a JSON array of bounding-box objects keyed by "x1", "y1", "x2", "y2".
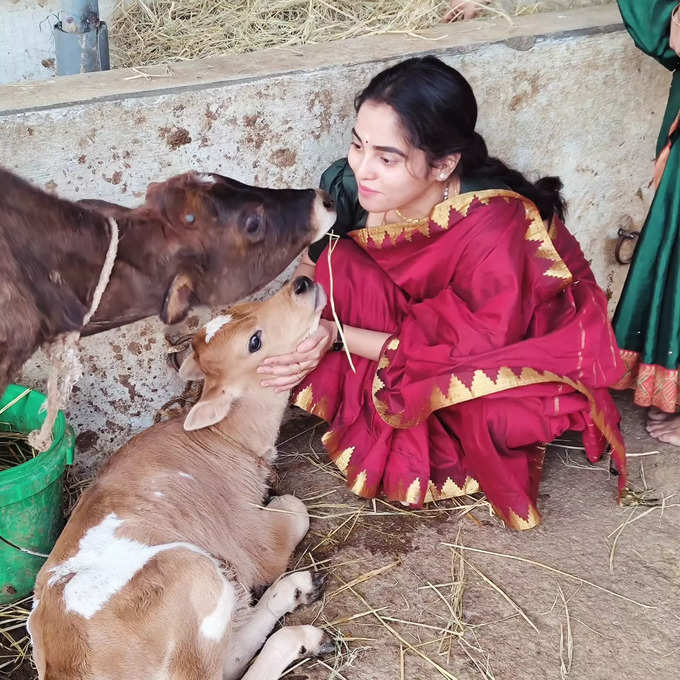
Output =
[{"x1": 613, "y1": 0, "x2": 680, "y2": 411}]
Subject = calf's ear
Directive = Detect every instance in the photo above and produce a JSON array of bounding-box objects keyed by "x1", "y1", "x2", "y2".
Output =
[
  {"x1": 178, "y1": 352, "x2": 204, "y2": 381},
  {"x1": 183, "y1": 387, "x2": 236, "y2": 431},
  {"x1": 161, "y1": 272, "x2": 196, "y2": 324}
]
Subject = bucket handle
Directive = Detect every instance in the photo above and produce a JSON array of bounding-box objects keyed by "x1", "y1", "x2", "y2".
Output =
[{"x1": 0, "y1": 533, "x2": 49, "y2": 559}]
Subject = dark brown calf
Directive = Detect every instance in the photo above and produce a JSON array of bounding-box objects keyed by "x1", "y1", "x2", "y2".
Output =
[{"x1": 0, "y1": 167, "x2": 335, "y2": 393}]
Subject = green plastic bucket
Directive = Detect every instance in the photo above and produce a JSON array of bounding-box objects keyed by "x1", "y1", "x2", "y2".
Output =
[{"x1": 0, "y1": 384, "x2": 74, "y2": 603}]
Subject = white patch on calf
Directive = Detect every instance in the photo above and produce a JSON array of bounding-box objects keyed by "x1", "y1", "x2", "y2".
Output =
[
  {"x1": 48, "y1": 513, "x2": 212, "y2": 619},
  {"x1": 200, "y1": 580, "x2": 236, "y2": 641},
  {"x1": 154, "y1": 491, "x2": 164, "y2": 497},
  {"x1": 179, "y1": 472, "x2": 194, "y2": 480},
  {"x1": 204, "y1": 315, "x2": 233, "y2": 343}
]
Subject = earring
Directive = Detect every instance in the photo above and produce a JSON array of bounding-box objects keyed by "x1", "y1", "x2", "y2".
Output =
[{"x1": 439, "y1": 172, "x2": 447, "y2": 180}]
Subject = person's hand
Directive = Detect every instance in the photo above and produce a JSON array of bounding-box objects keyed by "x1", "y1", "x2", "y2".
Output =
[
  {"x1": 257, "y1": 319, "x2": 337, "y2": 392},
  {"x1": 671, "y1": 4, "x2": 680, "y2": 56},
  {"x1": 442, "y1": 0, "x2": 487, "y2": 23}
]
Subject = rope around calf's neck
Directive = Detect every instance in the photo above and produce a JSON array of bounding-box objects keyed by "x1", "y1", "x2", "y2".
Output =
[{"x1": 28, "y1": 217, "x2": 120, "y2": 452}]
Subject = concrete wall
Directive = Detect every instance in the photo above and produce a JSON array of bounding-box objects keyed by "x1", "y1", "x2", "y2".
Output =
[
  {"x1": 0, "y1": 6, "x2": 669, "y2": 471},
  {"x1": 1, "y1": 0, "x2": 117, "y2": 84}
]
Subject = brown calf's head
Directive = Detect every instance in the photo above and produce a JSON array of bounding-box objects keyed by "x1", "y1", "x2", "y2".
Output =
[
  {"x1": 144, "y1": 172, "x2": 335, "y2": 323},
  {"x1": 179, "y1": 276, "x2": 326, "y2": 431}
]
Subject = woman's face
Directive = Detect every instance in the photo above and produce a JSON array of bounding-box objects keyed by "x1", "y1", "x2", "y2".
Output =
[{"x1": 347, "y1": 101, "x2": 444, "y2": 215}]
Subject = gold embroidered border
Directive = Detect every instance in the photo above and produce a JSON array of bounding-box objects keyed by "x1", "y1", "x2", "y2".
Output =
[
  {"x1": 351, "y1": 216, "x2": 430, "y2": 248},
  {"x1": 349, "y1": 190, "x2": 572, "y2": 286},
  {"x1": 372, "y1": 358, "x2": 627, "y2": 498},
  {"x1": 303, "y1": 409, "x2": 483, "y2": 506},
  {"x1": 423, "y1": 476, "x2": 480, "y2": 503},
  {"x1": 350, "y1": 189, "x2": 500, "y2": 249},
  {"x1": 613, "y1": 348, "x2": 680, "y2": 413},
  {"x1": 522, "y1": 202, "x2": 572, "y2": 283},
  {"x1": 491, "y1": 502, "x2": 542, "y2": 531},
  {"x1": 295, "y1": 386, "x2": 544, "y2": 525},
  {"x1": 293, "y1": 384, "x2": 330, "y2": 421}
]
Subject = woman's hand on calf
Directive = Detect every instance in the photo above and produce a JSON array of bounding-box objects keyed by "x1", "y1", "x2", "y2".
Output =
[{"x1": 257, "y1": 319, "x2": 337, "y2": 392}]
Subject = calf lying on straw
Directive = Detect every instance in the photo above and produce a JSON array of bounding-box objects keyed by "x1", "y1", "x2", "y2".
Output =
[{"x1": 29, "y1": 276, "x2": 333, "y2": 680}]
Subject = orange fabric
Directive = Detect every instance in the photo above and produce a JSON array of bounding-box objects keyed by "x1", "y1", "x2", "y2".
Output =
[{"x1": 614, "y1": 349, "x2": 680, "y2": 412}]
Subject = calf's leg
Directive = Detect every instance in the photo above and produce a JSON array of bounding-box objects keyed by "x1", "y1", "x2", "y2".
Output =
[
  {"x1": 256, "y1": 494, "x2": 311, "y2": 585},
  {"x1": 222, "y1": 570, "x2": 326, "y2": 680},
  {"x1": 266, "y1": 494, "x2": 310, "y2": 547},
  {"x1": 240, "y1": 625, "x2": 333, "y2": 680}
]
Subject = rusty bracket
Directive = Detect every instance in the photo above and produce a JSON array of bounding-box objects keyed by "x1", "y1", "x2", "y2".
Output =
[{"x1": 615, "y1": 219, "x2": 640, "y2": 265}]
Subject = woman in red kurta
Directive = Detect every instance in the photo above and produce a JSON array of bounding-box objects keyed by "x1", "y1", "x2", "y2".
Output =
[{"x1": 259, "y1": 56, "x2": 625, "y2": 529}]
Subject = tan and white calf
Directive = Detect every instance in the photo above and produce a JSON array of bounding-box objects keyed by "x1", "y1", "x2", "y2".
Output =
[{"x1": 29, "y1": 276, "x2": 332, "y2": 680}]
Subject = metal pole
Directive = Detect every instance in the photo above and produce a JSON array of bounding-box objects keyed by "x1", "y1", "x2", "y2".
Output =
[
  {"x1": 62, "y1": 0, "x2": 100, "y2": 33},
  {"x1": 54, "y1": 0, "x2": 110, "y2": 76}
]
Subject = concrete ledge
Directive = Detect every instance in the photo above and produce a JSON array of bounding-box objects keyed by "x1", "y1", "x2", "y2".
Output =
[{"x1": 0, "y1": 6, "x2": 622, "y2": 115}]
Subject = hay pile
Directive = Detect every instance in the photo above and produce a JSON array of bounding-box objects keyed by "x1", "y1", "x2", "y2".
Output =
[
  {"x1": 0, "y1": 596, "x2": 32, "y2": 678},
  {"x1": 0, "y1": 429, "x2": 35, "y2": 473},
  {"x1": 109, "y1": 0, "x2": 614, "y2": 69},
  {"x1": 0, "y1": 390, "x2": 37, "y2": 472}
]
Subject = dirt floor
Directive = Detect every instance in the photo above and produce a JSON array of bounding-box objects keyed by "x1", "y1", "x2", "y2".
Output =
[
  {"x1": 276, "y1": 391, "x2": 680, "y2": 680},
  {"x1": 3, "y1": 389, "x2": 680, "y2": 680}
]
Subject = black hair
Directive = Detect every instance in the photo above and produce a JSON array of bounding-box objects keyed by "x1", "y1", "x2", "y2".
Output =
[{"x1": 354, "y1": 55, "x2": 565, "y2": 220}]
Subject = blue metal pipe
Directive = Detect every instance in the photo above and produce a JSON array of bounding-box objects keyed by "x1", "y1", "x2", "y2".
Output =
[{"x1": 54, "y1": 0, "x2": 110, "y2": 76}]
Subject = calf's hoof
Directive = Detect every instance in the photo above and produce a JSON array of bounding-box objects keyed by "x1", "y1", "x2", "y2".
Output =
[
  {"x1": 305, "y1": 571, "x2": 328, "y2": 605},
  {"x1": 266, "y1": 570, "x2": 327, "y2": 616},
  {"x1": 296, "y1": 625, "x2": 335, "y2": 658}
]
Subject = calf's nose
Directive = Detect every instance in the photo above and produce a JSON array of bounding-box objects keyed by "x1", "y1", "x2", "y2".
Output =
[{"x1": 293, "y1": 276, "x2": 313, "y2": 295}]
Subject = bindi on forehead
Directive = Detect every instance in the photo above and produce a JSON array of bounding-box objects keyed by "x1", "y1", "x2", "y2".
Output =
[
  {"x1": 352, "y1": 128, "x2": 369, "y2": 145},
  {"x1": 351, "y1": 127, "x2": 408, "y2": 158}
]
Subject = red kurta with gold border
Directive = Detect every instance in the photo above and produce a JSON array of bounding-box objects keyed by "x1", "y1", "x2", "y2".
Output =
[{"x1": 294, "y1": 190, "x2": 626, "y2": 530}]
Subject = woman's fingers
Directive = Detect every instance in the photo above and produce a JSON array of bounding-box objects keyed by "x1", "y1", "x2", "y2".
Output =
[
  {"x1": 442, "y1": 0, "x2": 487, "y2": 22},
  {"x1": 297, "y1": 331, "x2": 326, "y2": 353},
  {"x1": 261, "y1": 372, "x2": 309, "y2": 390},
  {"x1": 299, "y1": 322, "x2": 336, "y2": 353},
  {"x1": 259, "y1": 359, "x2": 317, "y2": 378},
  {"x1": 259, "y1": 323, "x2": 334, "y2": 372},
  {"x1": 259, "y1": 351, "x2": 314, "y2": 369},
  {"x1": 258, "y1": 322, "x2": 333, "y2": 389}
]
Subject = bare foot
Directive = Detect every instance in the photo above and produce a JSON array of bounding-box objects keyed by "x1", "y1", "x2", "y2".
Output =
[
  {"x1": 442, "y1": 0, "x2": 488, "y2": 22},
  {"x1": 646, "y1": 413, "x2": 680, "y2": 446},
  {"x1": 647, "y1": 406, "x2": 676, "y2": 422}
]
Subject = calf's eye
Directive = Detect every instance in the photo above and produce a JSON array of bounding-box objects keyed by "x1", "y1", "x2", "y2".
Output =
[
  {"x1": 245, "y1": 214, "x2": 261, "y2": 235},
  {"x1": 248, "y1": 331, "x2": 262, "y2": 353}
]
